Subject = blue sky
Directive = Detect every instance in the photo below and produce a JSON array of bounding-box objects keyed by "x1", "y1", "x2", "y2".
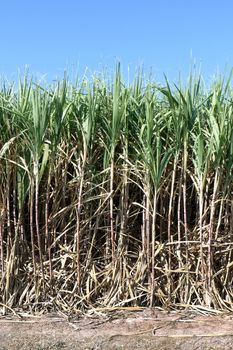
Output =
[{"x1": 1, "y1": 0, "x2": 233, "y2": 82}]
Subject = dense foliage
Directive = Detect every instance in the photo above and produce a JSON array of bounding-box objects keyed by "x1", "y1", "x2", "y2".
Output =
[{"x1": 1, "y1": 67, "x2": 233, "y2": 313}]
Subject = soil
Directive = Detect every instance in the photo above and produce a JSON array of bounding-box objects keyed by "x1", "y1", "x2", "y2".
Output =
[{"x1": 1, "y1": 308, "x2": 233, "y2": 349}]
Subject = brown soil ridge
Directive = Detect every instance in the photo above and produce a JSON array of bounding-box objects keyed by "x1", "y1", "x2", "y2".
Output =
[{"x1": 1, "y1": 309, "x2": 233, "y2": 349}]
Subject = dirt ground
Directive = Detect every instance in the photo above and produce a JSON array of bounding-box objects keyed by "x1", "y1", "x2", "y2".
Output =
[{"x1": 1, "y1": 308, "x2": 233, "y2": 349}]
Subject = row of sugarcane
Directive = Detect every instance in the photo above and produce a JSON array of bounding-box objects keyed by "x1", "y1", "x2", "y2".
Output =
[{"x1": 0, "y1": 66, "x2": 233, "y2": 313}]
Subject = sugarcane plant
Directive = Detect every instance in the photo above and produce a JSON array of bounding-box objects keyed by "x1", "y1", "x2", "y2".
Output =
[{"x1": 0, "y1": 66, "x2": 233, "y2": 313}]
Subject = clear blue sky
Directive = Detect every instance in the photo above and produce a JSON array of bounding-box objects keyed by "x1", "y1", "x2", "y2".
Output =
[{"x1": 1, "y1": 0, "x2": 233, "y2": 82}]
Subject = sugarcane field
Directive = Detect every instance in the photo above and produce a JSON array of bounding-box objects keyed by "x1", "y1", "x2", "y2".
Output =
[{"x1": 1, "y1": 67, "x2": 233, "y2": 349}]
